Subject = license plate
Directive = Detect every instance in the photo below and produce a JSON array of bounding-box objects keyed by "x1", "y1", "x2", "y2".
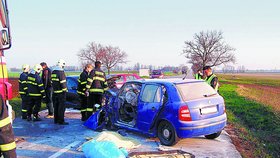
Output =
[{"x1": 200, "y1": 106, "x2": 217, "y2": 115}]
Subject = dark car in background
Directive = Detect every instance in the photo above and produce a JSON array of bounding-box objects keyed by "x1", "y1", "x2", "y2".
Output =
[{"x1": 150, "y1": 70, "x2": 164, "y2": 79}]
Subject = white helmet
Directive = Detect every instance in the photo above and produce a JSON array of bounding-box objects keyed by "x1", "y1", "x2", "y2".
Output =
[
  {"x1": 33, "y1": 64, "x2": 42, "y2": 73},
  {"x1": 57, "y1": 59, "x2": 66, "y2": 68},
  {"x1": 22, "y1": 64, "x2": 30, "y2": 72}
]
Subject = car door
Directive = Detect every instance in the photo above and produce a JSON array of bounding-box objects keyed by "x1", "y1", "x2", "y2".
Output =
[{"x1": 137, "y1": 84, "x2": 163, "y2": 132}]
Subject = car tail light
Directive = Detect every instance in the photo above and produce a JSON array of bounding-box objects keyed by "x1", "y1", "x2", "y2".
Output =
[{"x1": 179, "y1": 105, "x2": 192, "y2": 121}]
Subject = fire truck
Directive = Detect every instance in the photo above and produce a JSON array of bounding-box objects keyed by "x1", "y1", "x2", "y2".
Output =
[{"x1": 0, "y1": 0, "x2": 16, "y2": 157}]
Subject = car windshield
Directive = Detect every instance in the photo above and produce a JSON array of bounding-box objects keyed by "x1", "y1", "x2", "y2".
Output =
[{"x1": 176, "y1": 82, "x2": 217, "y2": 101}]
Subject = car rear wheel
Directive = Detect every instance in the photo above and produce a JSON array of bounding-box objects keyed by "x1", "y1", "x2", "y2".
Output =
[
  {"x1": 157, "y1": 121, "x2": 178, "y2": 146},
  {"x1": 204, "y1": 131, "x2": 222, "y2": 139}
]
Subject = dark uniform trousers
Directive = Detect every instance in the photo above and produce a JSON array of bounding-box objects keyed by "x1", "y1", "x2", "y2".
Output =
[
  {"x1": 0, "y1": 96, "x2": 16, "y2": 158},
  {"x1": 28, "y1": 96, "x2": 42, "y2": 117},
  {"x1": 45, "y1": 87, "x2": 54, "y2": 115},
  {"x1": 88, "y1": 93, "x2": 103, "y2": 118},
  {"x1": 79, "y1": 95, "x2": 88, "y2": 120},
  {"x1": 20, "y1": 94, "x2": 28, "y2": 118},
  {"x1": 53, "y1": 92, "x2": 66, "y2": 124}
]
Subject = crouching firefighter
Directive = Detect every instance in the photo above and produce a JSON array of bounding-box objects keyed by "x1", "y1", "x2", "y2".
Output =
[
  {"x1": 18, "y1": 64, "x2": 30, "y2": 119},
  {"x1": 85, "y1": 61, "x2": 108, "y2": 119},
  {"x1": 77, "y1": 64, "x2": 93, "y2": 121},
  {"x1": 0, "y1": 97, "x2": 17, "y2": 158},
  {"x1": 27, "y1": 64, "x2": 46, "y2": 121}
]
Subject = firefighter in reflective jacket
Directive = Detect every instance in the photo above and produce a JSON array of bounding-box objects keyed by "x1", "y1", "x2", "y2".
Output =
[
  {"x1": 203, "y1": 66, "x2": 219, "y2": 92},
  {"x1": 18, "y1": 64, "x2": 30, "y2": 119},
  {"x1": 0, "y1": 96, "x2": 17, "y2": 158},
  {"x1": 194, "y1": 70, "x2": 204, "y2": 80},
  {"x1": 85, "y1": 61, "x2": 108, "y2": 119},
  {"x1": 51, "y1": 59, "x2": 68, "y2": 125},
  {"x1": 77, "y1": 64, "x2": 93, "y2": 121},
  {"x1": 27, "y1": 64, "x2": 46, "y2": 121}
]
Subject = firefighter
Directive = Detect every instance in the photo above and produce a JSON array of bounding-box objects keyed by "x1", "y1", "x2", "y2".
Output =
[
  {"x1": 18, "y1": 64, "x2": 30, "y2": 119},
  {"x1": 0, "y1": 96, "x2": 17, "y2": 158},
  {"x1": 26, "y1": 64, "x2": 46, "y2": 121},
  {"x1": 194, "y1": 70, "x2": 203, "y2": 80},
  {"x1": 40, "y1": 62, "x2": 54, "y2": 118},
  {"x1": 51, "y1": 59, "x2": 68, "y2": 125},
  {"x1": 77, "y1": 64, "x2": 93, "y2": 121},
  {"x1": 203, "y1": 66, "x2": 219, "y2": 92},
  {"x1": 85, "y1": 61, "x2": 108, "y2": 119}
]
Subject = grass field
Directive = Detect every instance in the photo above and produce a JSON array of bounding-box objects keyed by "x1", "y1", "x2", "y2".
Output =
[
  {"x1": 10, "y1": 97, "x2": 46, "y2": 117},
  {"x1": 219, "y1": 73, "x2": 280, "y2": 157}
]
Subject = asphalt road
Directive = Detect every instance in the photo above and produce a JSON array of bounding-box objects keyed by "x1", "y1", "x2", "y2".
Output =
[{"x1": 13, "y1": 109, "x2": 241, "y2": 158}]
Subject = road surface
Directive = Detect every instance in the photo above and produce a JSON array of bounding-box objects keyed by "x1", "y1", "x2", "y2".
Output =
[{"x1": 13, "y1": 109, "x2": 241, "y2": 158}]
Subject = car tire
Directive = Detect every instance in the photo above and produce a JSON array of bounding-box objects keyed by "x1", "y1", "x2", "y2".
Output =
[
  {"x1": 204, "y1": 131, "x2": 222, "y2": 139},
  {"x1": 157, "y1": 121, "x2": 178, "y2": 146}
]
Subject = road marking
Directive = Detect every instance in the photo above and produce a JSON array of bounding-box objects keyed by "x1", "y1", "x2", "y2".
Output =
[{"x1": 48, "y1": 141, "x2": 81, "y2": 158}]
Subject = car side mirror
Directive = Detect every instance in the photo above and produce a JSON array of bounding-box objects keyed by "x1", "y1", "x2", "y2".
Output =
[{"x1": 1, "y1": 29, "x2": 9, "y2": 46}]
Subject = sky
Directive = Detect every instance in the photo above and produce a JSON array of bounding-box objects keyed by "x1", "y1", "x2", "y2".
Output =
[{"x1": 5, "y1": 0, "x2": 280, "y2": 70}]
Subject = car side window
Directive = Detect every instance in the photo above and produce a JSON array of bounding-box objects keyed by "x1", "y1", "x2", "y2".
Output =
[
  {"x1": 141, "y1": 85, "x2": 161, "y2": 103},
  {"x1": 126, "y1": 76, "x2": 135, "y2": 81},
  {"x1": 116, "y1": 76, "x2": 124, "y2": 82}
]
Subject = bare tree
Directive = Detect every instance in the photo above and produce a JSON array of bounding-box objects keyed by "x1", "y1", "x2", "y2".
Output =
[
  {"x1": 183, "y1": 30, "x2": 236, "y2": 73},
  {"x1": 77, "y1": 42, "x2": 105, "y2": 66},
  {"x1": 77, "y1": 42, "x2": 127, "y2": 74},
  {"x1": 102, "y1": 45, "x2": 127, "y2": 74}
]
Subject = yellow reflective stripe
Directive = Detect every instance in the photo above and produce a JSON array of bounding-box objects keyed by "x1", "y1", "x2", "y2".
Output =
[
  {"x1": 77, "y1": 91, "x2": 85, "y2": 95},
  {"x1": 62, "y1": 88, "x2": 67, "y2": 91},
  {"x1": 81, "y1": 109, "x2": 86, "y2": 112},
  {"x1": 22, "y1": 81, "x2": 27, "y2": 83},
  {"x1": 95, "y1": 71, "x2": 104, "y2": 76},
  {"x1": 40, "y1": 90, "x2": 45, "y2": 93},
  {"x1": 54, "y1": 90, "x2": 63, "y2": 93},
  {"x1": 38, "y1": 84, "x2": 44, "y2": 87},
  {"x1": 89, "y1": 89, "x2": 104, "y2": 93},
  {"x1": 52, "y1": 78, "x2": 59, "y2": 81},
  {"x1": 19, "y1": 91, "x2": 26, "y2": 94},
  {"x1": 87, "y1": 78, "x2": 93, "y2": 82},
  {"x1": 0, "y1": 141, "x2": 16, "y2": 151},
  {"x1": 22, "y1": 109, "x2": 28, "y2": 112},
  {"x1": 29, "y1": 93, "x2": 42, "y2": 96},
  {"x1": 93, "y1": 76, "x2": 105, "y2": 82},
  {"x1": 104, "y1": 82, "x2": 108, "y2": 85},
  {"x1": 60, "y1": 80, "x2": 66, "y2": 83},
  {"x1": 18, "y1": 80, "x2": 22, "y2": 83},
  {"x1": 104, "y1": 87, "x2": 109, "y2": 91},
  {"x1": 51, "y1": 74, "x2": 57, "y2": 77},
  {"x1": 81, "y1": 81, "x2": 87, "y2": 85},
  {"x1": 28, "y1": 77, "x2": 35, "y2": 81},
  {"x1": 27, "y1": 81, "x2": 37, "y2": 85},
  {"x1": 86, "y1": 108, "x2": 93, "y2": 112},
  {"x1": 23, "y1": 87, "x2": 28, "y2": 90},
  {"x1": 0, "y1": 117, "x2": 11, "y2": 128},
  {"x1": 86, "y1": 85, "x2": 91, "y2": 89}
]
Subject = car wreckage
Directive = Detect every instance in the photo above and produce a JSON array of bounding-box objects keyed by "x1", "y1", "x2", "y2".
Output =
[{"x1": 84, "y1": 78, "x2": 227, "y2": 146}]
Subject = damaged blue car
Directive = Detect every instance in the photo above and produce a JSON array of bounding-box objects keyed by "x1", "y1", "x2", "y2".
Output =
[{"x1": 85, "y1": 78, "x2": 227, "y2": 146}]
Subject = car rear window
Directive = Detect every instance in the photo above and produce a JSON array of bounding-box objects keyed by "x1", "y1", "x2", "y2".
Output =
[{"x1": 176, "y1": 82, "x2": 217, "y2": 101}]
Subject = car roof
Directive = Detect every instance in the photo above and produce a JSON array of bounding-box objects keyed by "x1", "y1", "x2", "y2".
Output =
[
  {"x1": 127, "y1": 78, "x2": 203, "y2": 86},
  {"x1": 66, "y1": 75, "x2": 79, "y2": 79}
]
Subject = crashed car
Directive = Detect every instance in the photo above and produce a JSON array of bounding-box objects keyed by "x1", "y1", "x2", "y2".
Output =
[
  {"x1": 106, "y1": 73, "x2": 141, "y2": 89},
  {"x1": 65, "y1": 75, "x2": 80, "y2": 108},
  {"x1": 87, "y1": 78, "x2": 227, "y2": 146}
]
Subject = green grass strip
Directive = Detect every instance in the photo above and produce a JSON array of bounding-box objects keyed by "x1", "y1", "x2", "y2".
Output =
[{"x1": 219, "y1": 84, "x2": 280, "y2": 157}]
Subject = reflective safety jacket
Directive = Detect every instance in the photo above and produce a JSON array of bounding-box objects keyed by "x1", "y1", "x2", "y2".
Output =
[
  {"x1": 18, "y1": 72, "x2": 28, "y2": 95},
  {"x1": 205, "y1": 73, "x2": 219, "y2": 91},
  {"x1": 27, "y1": 71, "x2": 46, "y2": 98},
  {"x1": 0, "y1": 96, "x2": 16, "y2": 156},
  {"x1": 86, "y1": 68, "x2": 108, "y2": 94},
  {"x1": 77, "y1": 70, "x2": 89, "y2": 96},
  {"x1": 51, "y1": 66, "x2": 67, "y2": 94},
  {"x1": 195, "y1": 73, "x2": 203, "y2": 80}
]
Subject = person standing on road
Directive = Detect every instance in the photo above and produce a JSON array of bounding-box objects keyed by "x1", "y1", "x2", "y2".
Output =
[
  {"x1": 40, "y1": 62, "x2": 54, "y2": 118},
  {"x1": 203, "y1": 66, "x2": 219, "y2": 92},
  {"x1": 194, "y1": 70, "x2": 204, "y2": 80},
  {"x1": 51, "y1": 59, "x2": 68, "y2": 125},
  {"x1": 26, "y1": 64, "x2": 46, "y2": 121},
  {"x1": 18, "y1": 64, "x2": 30, "y2": 119},
  {"x1": 85, "y1": 61, "x2": 108, "y2": 119},
  {"x1": 77, "y1": 64, "x2": 93, "y2": 121}
]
